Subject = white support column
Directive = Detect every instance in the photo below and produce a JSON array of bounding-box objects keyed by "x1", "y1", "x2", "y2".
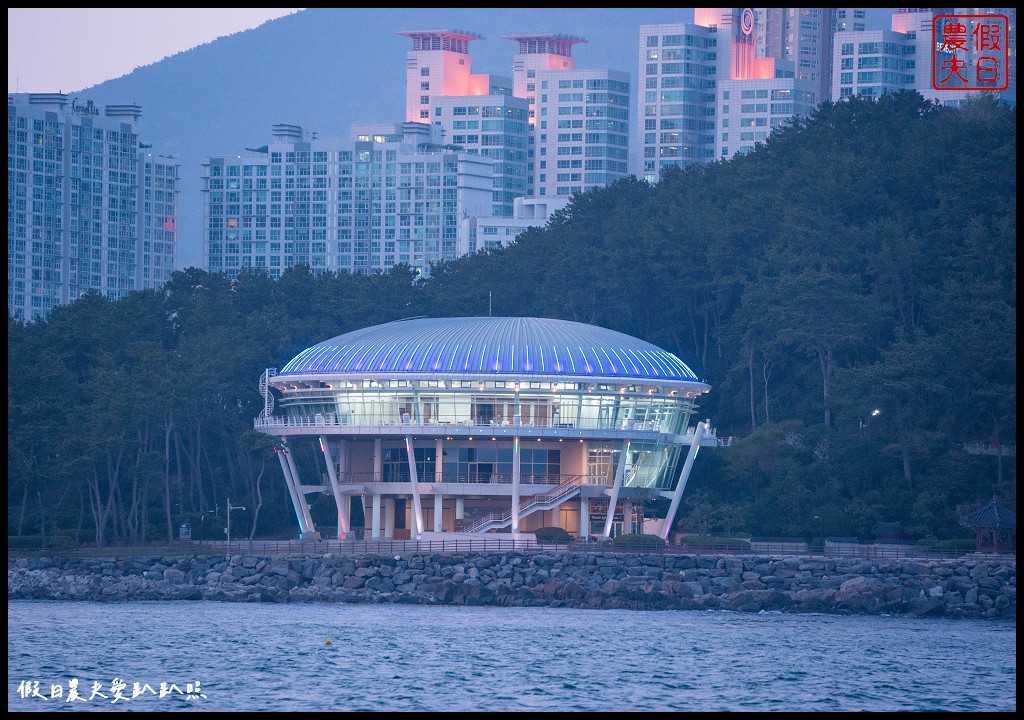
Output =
[
  {"x1": 580, "y1": 496, "x2": 590, "y2": 539},
  {"x1": 455, "y1": 498, "x2": 464, "y2": 520},
  {"x1": 660, "y1": 421, "x2": 706, "y2": 541},
  {"x1": 433, "y1": 494, "x2": 443, "y2": 533},
  {"x1": 276, "y1": 442, "x2": 307, "y2": 535},
  {"x1": 622, "y1": 499, "x2": 634, "y2": 535},
  {"x1": 371, "y1": 493, "x2": 382, "y2": 540},
  {"x1": 384, "y1": 498, "x2": 395, "y2": 540},
  {"x1": 284, "y1": 440, "x2": 317, "y2": 538},
  {"x1": 319, "y1": 435, "x2": 348, "y2": 539},
  {"x1": 511, "y1": 434, "x2": 521, "y2": 532},
  {"x1": 374, "y1": 439, "x2": 383, "y2": 483},
  {"x1": 404, "y1": 435, "x2": 425, "y2": 538},
  {"x1": 338, "y1": 439, "x2": 348, "y2": 481},
  {"x1": 433, "y1": 439, "x2": 444, "y2": 532},
  {"x1": 602, "y1": 440, "x2": 631, "y2": 538},
  {"x1": 435, "y1": 438, "x2": 443, "y2": 484}
]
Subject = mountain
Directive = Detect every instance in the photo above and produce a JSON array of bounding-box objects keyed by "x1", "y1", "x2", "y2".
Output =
[
  {"x1": 71, "y1": 8, "x2": 682, "y2": 268},
  {"x1": 73, "y1": 8, "x2": 896, "y2": 269}
]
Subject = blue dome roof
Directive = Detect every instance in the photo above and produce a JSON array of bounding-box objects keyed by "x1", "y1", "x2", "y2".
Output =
[{"x1": 279, "y1": 317, "x2": 703, "y2": 383}]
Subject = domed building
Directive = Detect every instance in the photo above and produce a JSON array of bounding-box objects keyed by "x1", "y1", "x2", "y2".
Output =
[{"x1": 255, "y1": 316, "x2": 714, "y2": 541}]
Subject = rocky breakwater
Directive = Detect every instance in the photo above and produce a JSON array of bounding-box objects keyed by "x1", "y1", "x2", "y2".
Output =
[{"x1": 8, "y1": 552, "x2": 1015, "y2": 619}]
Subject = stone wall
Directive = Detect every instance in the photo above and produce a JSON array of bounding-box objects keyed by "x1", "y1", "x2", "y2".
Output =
[{"x1": 8, "y1": 551, "x2": 1016, "y2": 619}]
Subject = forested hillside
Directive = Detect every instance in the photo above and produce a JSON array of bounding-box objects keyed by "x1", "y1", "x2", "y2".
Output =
[{"x1": 9, "y1": 92, "x2": 1015, "y2": 547}]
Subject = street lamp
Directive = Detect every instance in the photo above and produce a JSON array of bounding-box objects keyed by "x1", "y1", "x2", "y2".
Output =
[
  {"x1": 814, "y1": 515, "x2": 824, "y2": 550},
  {"x1": 199, "y1": 506, "x2": 216, "y2": 543},
  {"x1": 226, "y1": 498, "x2": 246, "y2": 544},
  {"x1": 860, "y1": 408, "x2": 881, "y2": 436}
]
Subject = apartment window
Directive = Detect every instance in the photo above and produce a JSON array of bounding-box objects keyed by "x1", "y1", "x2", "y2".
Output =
[{"x1": 421, "y1": 68, "x2": 430, "y2": 76}]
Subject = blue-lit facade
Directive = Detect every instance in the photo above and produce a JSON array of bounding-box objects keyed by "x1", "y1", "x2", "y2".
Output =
[{"x1": 255, "y1": 317, "x2": 714, "y2": 541}]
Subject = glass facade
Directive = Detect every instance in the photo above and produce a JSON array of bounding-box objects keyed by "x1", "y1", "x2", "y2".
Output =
[
  {"x1": 275, "y1": 379, "x2": 697, "y2": 434},
  {"x1": 266, "y1": 378, "x2": 700, "y2": 491}
]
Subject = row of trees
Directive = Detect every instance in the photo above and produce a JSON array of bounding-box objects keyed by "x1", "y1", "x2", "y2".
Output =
[{"x1": 8, "y1": 92, "x2": 1015, "y2": 547}]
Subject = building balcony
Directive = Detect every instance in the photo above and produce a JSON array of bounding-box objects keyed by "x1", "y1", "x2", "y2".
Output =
[{"x1": 254, "y1": 413, "x2": 676, "y2": 442}]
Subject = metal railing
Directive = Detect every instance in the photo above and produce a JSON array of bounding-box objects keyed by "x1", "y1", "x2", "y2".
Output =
[
  {"x1": 254, "y1": 414, "x2": 670, "y2": 433},
  {"x1": 314, "y1": 471, "x2": 611, "y2": 487},
  {"x1": 962, "y1": 442, "x2": 1015, "y2": 456},
  {"x1": 462, "y1": 477, "x2": 585, "y2": 533},
  {"x1": 7, "y1": 538, "x2": 556, "y2": 558},
  {"x1": 258, "y1": 368, "x2": 277, "y2": 420},
  {"x1": 9, "y1": 538, "x2": 1011, "y2": 562}
]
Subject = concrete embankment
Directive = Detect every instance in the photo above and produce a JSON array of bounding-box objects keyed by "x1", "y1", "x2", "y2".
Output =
[{"x1": 8, "y1": 552, "x2": 1015, "y2": 619}]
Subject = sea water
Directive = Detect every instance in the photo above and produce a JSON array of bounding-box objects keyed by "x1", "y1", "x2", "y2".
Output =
[{"x1": 8, "y1": 600, "x2": 1016, "y2": 712}]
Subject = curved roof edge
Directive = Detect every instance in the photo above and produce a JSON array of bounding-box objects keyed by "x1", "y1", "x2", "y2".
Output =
[{"x1": 279, "y1": 317, "x2": 706, "y2": 384}]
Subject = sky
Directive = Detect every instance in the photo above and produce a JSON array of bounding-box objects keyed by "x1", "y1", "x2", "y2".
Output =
[
  {"x1": 9, "y1": 8, "x2": 899, "y2": 95},
  {"x1": 8, "y1": 8, "x2": 304, "y2": 94}
]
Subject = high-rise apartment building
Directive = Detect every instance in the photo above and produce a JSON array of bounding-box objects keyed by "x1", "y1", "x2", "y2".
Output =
[
  {"x1": 834, "y1": 8, "x2": 1016, "y2": 107},
  {"x1": 637, "y1": 9, "x2": 822, "y2": 182},
  {"x1": 506, "y1": 34, "x2": 631, "y2": 198},
  {"x1": 704, "y1": 8, "x2": 819, "y2": 161},
  {"x1": 8, "y1": 93, "x2": 178, "y2": 322},
  {"x1": 833, "y1": 7, "x2": 867, "y2": 33},
  {"x1": 755, "y1": 8, "x2": 838, "y2": 105},
  {"x1": 399, "y1": 28, "x2": 630, "y2": 209},
  {"x1": 832, "y1": 28, "x2": 917, "y2": 100},
  {"x1": 204, "y1": 27, "x2": 631, "y2": 277},
  {"x1": 398, "y1": 30, "x2": 528, "y2": 218},
  {"x1": 636, "y1": 21, "x2": 719, "y2": 182},
  {"x1": 202, "y1": 121, "x2": 494, "y2": 279}
]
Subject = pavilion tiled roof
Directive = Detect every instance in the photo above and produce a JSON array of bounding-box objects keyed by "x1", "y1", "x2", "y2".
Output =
[{"x1": 959, "y1": 497, "x2": 1016, "y2": 531}]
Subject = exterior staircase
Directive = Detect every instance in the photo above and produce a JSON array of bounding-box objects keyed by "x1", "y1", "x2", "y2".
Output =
[
  {"x1": 464, "y1": 478, "x2": 584, "y2": 533},
  {"x1": 259, "y1": 368, "x2": 277, "y2": 420}
]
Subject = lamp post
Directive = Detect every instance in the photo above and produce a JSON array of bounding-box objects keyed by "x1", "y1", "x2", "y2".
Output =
[
  {"x1": 814, "y1": 515, "x2": 823, "y2": 551},
  {"x1": 226, "y1": 498, "x2": 246, "y2": 545},
  {"x1": 860, "y1": 408, "x2": 881, "y2": 436},
  {"x1": 199, "y1": 507, "x2": 216, "y2": 543}
]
